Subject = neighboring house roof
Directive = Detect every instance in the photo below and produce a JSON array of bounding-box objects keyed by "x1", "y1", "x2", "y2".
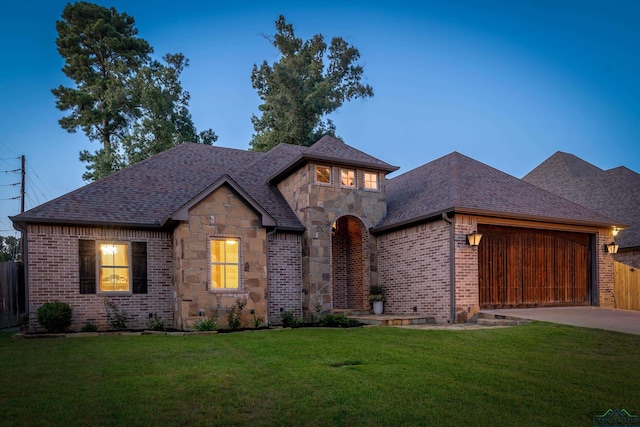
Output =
[
  {"x1": 373, "y1": 152, "x2": 620, "y2": 233},
  {"x1": 523, "y1": 151, "x2": 640, "y2": 249}
]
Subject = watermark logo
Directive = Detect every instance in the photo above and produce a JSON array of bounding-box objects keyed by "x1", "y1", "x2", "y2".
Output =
[{"x1": 594, "y1": 409, "x2": 639, "y2": 426}]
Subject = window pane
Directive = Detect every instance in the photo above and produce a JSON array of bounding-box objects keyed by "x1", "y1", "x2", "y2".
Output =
[
  {"x1": 211, "y1": 265, "x2": 224, "y2": 289},
  {"x1": 100, "y1": 267, "x2": 129, "y2": 292},
  {"x1": 225, "y1": 240, "x2": 238, "y2": 263},
  {"x1": 100, "y1": 243, "x2": 129, "y2": 266},
  {"x1": 364, "y1": 172, "x2": 378, "y2": 189},
  {"x1": 315, "y1": 166, "x2": 331, "y2": 183},
  {"x1": 341, "y1": 169, "x2": 355, "y2": 187},
  {"x1": 211, "y1": 240, "x2": 224, "y2": 262},
  {"x1": 225, "y1": 265, "x2": 239, "y2": 288}
]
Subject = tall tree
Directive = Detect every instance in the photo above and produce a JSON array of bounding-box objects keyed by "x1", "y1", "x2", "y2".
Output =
[
  {"x1": 250, "y1": 15, "x2": 373, "y2": 152},
  {"x1": 52, "y1": 2, "x2": 214, "y2": 181},
  {"x1": 122, "y1": 53, "x2": 217, "y2": 164}
]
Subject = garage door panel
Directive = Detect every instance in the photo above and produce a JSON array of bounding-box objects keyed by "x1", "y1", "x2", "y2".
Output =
[{"x1": 478, "y1": 225, "x2": 591, "y2": 308}]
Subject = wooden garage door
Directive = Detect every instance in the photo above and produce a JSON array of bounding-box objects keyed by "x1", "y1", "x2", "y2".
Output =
[{"x1": 478, "y1": 225, "x2": 591, "y2": 308}]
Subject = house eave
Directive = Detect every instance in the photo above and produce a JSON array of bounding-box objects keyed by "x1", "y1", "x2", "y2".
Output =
[
  {"x1": 9, "y1": 216, "x2": 165, "y2": 231},
  {"x1": 371, "y1": 206, "x2": 625, "y2": 235}
]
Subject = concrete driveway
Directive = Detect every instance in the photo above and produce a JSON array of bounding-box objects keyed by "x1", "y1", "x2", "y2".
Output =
[{"x1": 481, "y1": 306, "x2": 640, "y2": 336}]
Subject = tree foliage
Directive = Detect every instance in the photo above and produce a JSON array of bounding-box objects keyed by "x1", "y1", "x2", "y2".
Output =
[
  {"x1": 250, "y1": 15, "x2": 373, "y2": 152},
  {"x1": 52, "y1": 2, "x2": 215, "y2": 181},
  {"x1": 0, "y1": 236, "x2": 21, "y2": 262}
]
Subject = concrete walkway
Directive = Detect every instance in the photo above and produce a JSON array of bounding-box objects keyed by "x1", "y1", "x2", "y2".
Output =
[{"x1": 481, "y1": 306, "x2": 640, "y2": 336}]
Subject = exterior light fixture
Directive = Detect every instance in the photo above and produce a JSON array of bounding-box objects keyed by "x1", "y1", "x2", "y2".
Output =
[
  {"x1": 331, "y1": 221, "x2": 337, "y2": 236},
  {"x1": 605, "y1": 242, "x2": 619, "y2": 254},
  {"x1": 467, "y1": 231, "x2": 483, "y2": 247},
  {"x1": 612, "y1": 227, "x2": 620, "y2": 237}
]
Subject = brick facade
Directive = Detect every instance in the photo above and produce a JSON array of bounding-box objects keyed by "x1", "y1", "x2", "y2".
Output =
[
  {"x1": 453, "y1": 215, "x2": 480, "y2": 322},
  {"x1": 267, "y1": 232, "x2": 302, "y2": 324},
  {"x1": 25, "y1": 225, "x2": 172, "y2": 332},
  {"x1": 377, "y1": 220, "x2": 451, "y2": 322},
  {"x1": 173, "y1": 185, "x2": 268, "y2": 329}
]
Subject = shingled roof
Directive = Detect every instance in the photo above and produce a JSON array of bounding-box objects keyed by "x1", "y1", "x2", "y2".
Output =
[
  {"x1": 11, "y1": 136, "x2": 396, "y2": 232},
  {"x1": 11, "y1": 142, "x2": 306, "y2": 230},
  {"x1": 374, "y1": 152, "x2": 620, "y2": 233},
  {"x1": 523, "y1": 151, "x2": 640, "y2": 249},
  {"x1": 269, "y1": 135, "x2": 398, "y2": 183}
]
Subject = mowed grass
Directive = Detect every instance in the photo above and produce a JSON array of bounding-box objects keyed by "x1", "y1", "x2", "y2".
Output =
[{"x1": 1, "y1": 323, "x2": 639, "y2": 426}]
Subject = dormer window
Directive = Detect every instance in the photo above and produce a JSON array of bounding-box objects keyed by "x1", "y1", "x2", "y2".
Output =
[
  {"x1": 315, "y1": 165, "x2": 331, "y2": 184},
  {"x1": 341, "y1": 168, "x2": 355, "y2": 188},
  {"x1": 364, "y1": 172, "x2": 379, "y2": 190}
]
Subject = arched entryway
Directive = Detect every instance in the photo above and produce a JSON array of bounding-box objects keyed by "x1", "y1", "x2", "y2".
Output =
[{"x1": 332, "y1": 215, "x2": 370, "y2": 310}]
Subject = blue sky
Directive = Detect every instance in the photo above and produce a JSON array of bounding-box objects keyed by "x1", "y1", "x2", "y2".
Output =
[{"x1": 1, "y1": 0, "x2": 639, "y2": 235}]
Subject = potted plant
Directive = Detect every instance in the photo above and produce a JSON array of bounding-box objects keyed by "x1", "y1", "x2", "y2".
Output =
[{"x1": 368, "y1": 285, "x2": 386, "y2": 315}]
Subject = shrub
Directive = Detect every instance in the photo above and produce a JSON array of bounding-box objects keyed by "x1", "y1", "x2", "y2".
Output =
[
  {"x1": 226, "y1": 299, "x2": 247, "y2": 330},
  {"x1": 368, "y1": 284, "x2": 386, "y2": 302},
  {"x1": 317, "y1": 313, "x2": 361, "y2": 328},
  {"x1": 37, "y1": 301, "x2": 73, "y2": 332},
  {"x1": 194, "y1": 317, "x2": 217, "y2": 331},
  {"x1": 147, "y1": 314, "x2": 166, "y2": 331},
  {"x1": 280, "y1": 309, "x2": 302, "y2": 328},
  {"x1": 81, "y1": 322, "x2": 98, "y2": 332},
  {"x1": 104, "y1": 299, "x2": 128, "y2": 330}
]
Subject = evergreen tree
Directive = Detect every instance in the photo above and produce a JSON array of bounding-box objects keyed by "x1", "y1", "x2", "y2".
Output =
[
  {"x1": 52, "y1": 2, "x2": 214, "y2": 181},
  {"x1": 250, "y1": 15, "x2": 373, "y2": 152}
]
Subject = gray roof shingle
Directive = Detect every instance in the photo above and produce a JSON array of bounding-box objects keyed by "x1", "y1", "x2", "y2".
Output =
[
  {"x1": 374, "y1": 152, "x2": 619, "y2": 232},
  {"x1": 523, "y1": 151, "x2": 640, "y2": 248}
]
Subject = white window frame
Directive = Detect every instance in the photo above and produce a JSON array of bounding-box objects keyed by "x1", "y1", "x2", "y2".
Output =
[
  {"x1": 364, "y1": 172, "x2": 379, "y2": 191},
  {"x1": 340, "y1": 168, "x2": 356, "y2": 188},
  {"x1": 314, "y1": 165, "x2": 332, "y2": 186}
]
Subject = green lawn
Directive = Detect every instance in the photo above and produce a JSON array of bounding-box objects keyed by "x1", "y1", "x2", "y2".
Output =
[{"x1": 1, "y1": 323, "x2": 639, "y2": 426}]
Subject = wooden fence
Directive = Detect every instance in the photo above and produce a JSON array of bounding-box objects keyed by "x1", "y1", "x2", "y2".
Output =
[
  {"x1": 0, "y1": 262, "x2": 25, "y2": 328},
  {"x1": 613, "y1": 261, "x2": 640, "y2": 310}
]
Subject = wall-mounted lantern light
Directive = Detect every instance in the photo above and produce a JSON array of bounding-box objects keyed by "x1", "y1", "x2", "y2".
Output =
[
  {"x1": 467, "y1": 231, "x2": 483, "y2": 247},
  {"x1": 605, "y1": 242, "x2": 619, "y2": 254}
]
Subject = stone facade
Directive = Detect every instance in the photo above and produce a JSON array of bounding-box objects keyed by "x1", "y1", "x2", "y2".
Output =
[
  {"x1": 25, "y1": 225, "x2": 172, "y2": 332},
  {"x1": 276, "y1": 163, "x2": 388, "y2": 317},
  {"x1": 173, "y1": 186, "x2": 268, "y2": 329}
]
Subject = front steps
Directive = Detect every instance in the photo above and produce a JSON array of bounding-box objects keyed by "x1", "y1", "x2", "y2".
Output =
[
  {"x1": 474, "y1": 311, "x2": 532, "y2": 327},
  {"x1": 334, "y1": 309, "x2": 436, "y2": 326}
]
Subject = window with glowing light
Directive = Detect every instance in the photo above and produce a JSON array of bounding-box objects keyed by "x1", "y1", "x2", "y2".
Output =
[
  {"x1": 315, "y1": 165, "x2": 331, "y2": 184},
  {"x1": 364, "y1": 172, "x2": 379, "y2": 190},
  {"x1": 210, "y1": 238, "x2": 240, "y2": 289},
  {"x1": 340, "y1": 168, "x2": 355, "y2": 187},
  {"x1": 99, "y1": 243, "x2": 130, "y2": 292}
]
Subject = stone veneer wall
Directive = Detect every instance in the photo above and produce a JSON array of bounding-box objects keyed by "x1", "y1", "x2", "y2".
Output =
[
  {"x1": 377, "y1": 220, "x2": 451, "y2": 323},
  {"x1": 267, "y1": 232, "x2": 302, "y2": 324},
  {"x1": 173, "y1": 186, "x2": 268, "y2": 329},
  {"x1": 277, "y1": 163, "x2": 387, "y2": 317},
  {"x1": 25, "y1": 225, "x2": 172, "y2": 332}
]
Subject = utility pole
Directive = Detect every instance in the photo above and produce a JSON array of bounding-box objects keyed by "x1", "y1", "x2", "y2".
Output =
[{"x1": 20, "y1": 155, "x2": 25, "y2": 214}]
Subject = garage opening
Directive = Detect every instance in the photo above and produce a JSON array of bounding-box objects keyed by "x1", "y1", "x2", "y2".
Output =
[{"x1": 478, "y1": 225, "x2": 592, "y2": 308}]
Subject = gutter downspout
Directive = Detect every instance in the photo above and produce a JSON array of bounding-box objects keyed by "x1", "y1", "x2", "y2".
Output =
[{"x1": 442, "y1": 213, "x2": 456, "y2": 323}]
